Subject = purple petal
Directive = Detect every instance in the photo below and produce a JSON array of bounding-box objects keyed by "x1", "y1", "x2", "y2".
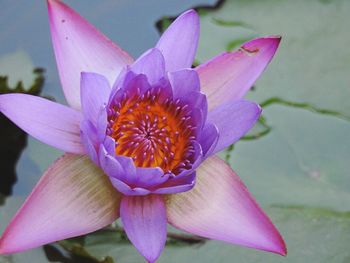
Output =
[
  {"x1": 96, "y1": 104, "x2": 108, "y2": 142},
  {"x1": 153, "y1": 172, "x2": 196, "y2": 195},
  {"x1": 168, "y1": 69, "x2": 200, "y2": 99},
  {"x1": 99, "y1": 144, "x2": 136, "y2": 183},
  {"x1": 156, "y1": 10, "x2": 199, "y2": 72},
  {"x1": 130, "y1": 48, "x2": 165, "y2": 85},
  {"x1": 179, "y1": 91, "x2": 208, "y2": 133},
  {"x1": 180, "y1": 91, "x2": 208, "y2": 119},
  {"x1": 199, "y1": 123, "x2": 219, "y2": 158},
  {"x1": 207, "y1": 100, "x2": 261, "y2": 154},
  {"x1": 99, "y1": 145, "x2": 160, "y2": 196},
  {"x1": 120, "y1": 195, "x2": 167, "y2": 263},
  {"x1": 189, "y1": 140, "x2": 204, "y2": 170},
  {"x1": 99, "y1": 145, "x2": 169, "y2": 191},
  {"x1": 47, "y1": 0, "x2": 133, "y2": 109},
  {"x1": 81, "y1": 72, "x2": 111, "y2": 125},
  {"x1": 134, "y1": 168, "x2": 169, "y2": 188},
  {"x1": 196, "y1": 36, "x2": 281, "y2": 110},
  {"x1": 110, "y1": 177, "x2": 151, "y2": 196},
  {"x1": 166, "y1": 156, "x2": 287, "y2": 255},
  {"x1": 80, "y1": 120, "x2": 98, "y2": 164},
  {"x1": 0, "y1": 94, "x2": 83, "y2": 154},
  {"x1": 120, "y1": 73, "x2": 152, "y2": 99},
  {"x1": 80, "y1": 135, "x2": 98, "y2": 164},
  {"x1": 103, "y1": 136, "x2": 116, "y2": 156},
  {"x1": 0, "y1": 154, "x2": 122, "y2": 254},
  {"x1": 80, "y1": 119, "x2": 98, "y2": 146},
  {"x1": 108, "y1": 67, "x2": 135, "y2": 104},
  {"x1": 152, "y1": 77, "x2": 174, "y2": 102}
]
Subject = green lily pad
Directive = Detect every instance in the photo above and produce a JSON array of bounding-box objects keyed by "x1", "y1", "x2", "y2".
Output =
[
  {"x1": 158, "y1": 206, "x2": 350, "y2": 263},
  {"x1": 159, "y1": 206, "x2": 350, "y2": 263},
  {"x1": 188, "y1": 0, "x2": 350, "y2": 211},
  {"x1": 0, "y1": 66, "x2": 45, "y2": 197},
  {"x1": 222, "y1": 105, "x2": 350, "y2": 211},
  {"x1": 52, "y1": 206, "x2": 350, "y2": 263},
  {"x1": 196, "y1": 0, "x2": 350, "y2": 117},
  {"x1": 157, "y1": 0, "x2": 350, "y2": 211}
]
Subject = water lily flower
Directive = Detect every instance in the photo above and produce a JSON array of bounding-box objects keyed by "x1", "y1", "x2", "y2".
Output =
[{"x1": 0, "y1": 0, "x2": 286, "y2": 262}]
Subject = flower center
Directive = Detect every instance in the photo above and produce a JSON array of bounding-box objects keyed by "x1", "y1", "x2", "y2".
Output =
[{"x1": 107, "y1": 88, "x2": 196, "y2": 174}]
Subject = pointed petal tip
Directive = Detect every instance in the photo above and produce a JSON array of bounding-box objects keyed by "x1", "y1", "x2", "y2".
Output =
[
  {"x1": 277, "y1": 238, "x2": 288, "y2": 256},
  {"x1": 281, "y1": 247, "x2": 288, "y2": 257},
  {"x1": 257, "y1": 106, "x2": 263, "y2": 119},
  {"x1": 0, "y1": 240, "x2": 17, "y2": 255},
  {"x1": 0, "y1": 155, "x2": 122, "y2": 254},
  {"x1": 143, "y1": 47, "x2": 164, "y2": 58},
  {"x1": 182, "y1": 8, "x2": 199, "y2": 17},
  {"x1": 263, "y1": 230, "x2": 287, "y2": 256},
  {"x1": 242, "y1": 35, "x2": 282, "y2": 51},
  {"x1": 265, "y1": 35, "x2": 282, "y2": 46},
  {"x1": 166, "y1": 156, "x2": 287, "y2": 257},
  {"x1": 180, "y1": 9, "x2": 199, "y2": 27},
  {"x1": 47, "y1": 0, "x2": 133, "y2": 109},
  {"x1": 197, "y1": 35, "x2": 281, "y2": 110},
  {"x1": 0, "y1": 232, "x2": 11, "y2": 255},
  {"x1": 121, "y1": 195, "x2": 166, "y2": 263},
  {"x1": 146, "y1": 256, "x2": 161, "y2": 263},
  {"x1": 256, "y1": 102, "x2": 263, "y2": 114},
  {"x1": 265, "y1": 35, "x2": 282, "y2": 40},
  {"x1": 47, "y1": 0, "x2": 64, "y2": 10},
  {"x1": 0, "y1": 230, "x2": 19, "y2": 255},
  {"x1": 247, "y1": 233, "x2": 286, "y2": 257},
  {"x1": 248, "y1": 203, "x2": 287, "y2": 257},
  {"x1": 245, "y1": 100, "x2": 262, "y2": 122},
  {"x1": 156, "y1": 8, "x2": 199, "y2": 71}
]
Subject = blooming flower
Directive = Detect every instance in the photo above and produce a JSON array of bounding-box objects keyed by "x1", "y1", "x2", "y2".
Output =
[{"x1": 0, "y1": 0, "x2": 286, "y2": 262}]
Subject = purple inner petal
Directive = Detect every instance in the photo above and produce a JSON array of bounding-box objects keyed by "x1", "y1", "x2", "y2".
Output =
[
  {"x1": 120, "y1": 195, "x2": 167, "y2": 262},
  {"x1": 82, "y1": 69, "x2": 209, "y2": 195}
]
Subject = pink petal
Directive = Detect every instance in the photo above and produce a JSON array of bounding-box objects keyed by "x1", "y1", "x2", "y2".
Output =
[
  {"x1": 47, "y1": 0, "x2": 133, "y2": 110},
  {"x1": 0, "y1": 93, "x2": 84, "y2": 154},
  {"x1": 166, "y1": 156, "x2": 287, "y2": 255},
  {"x1": 156, "y1": 10, "x2": 199, "y2": 72},
  {"x1": 207, "y1": 100, "x2": 261, "y2": 154},
  {"x1": 120, "y1": 195, "x2": 167, "y2": 263},
  {"x1": 196, "y1": 36, "x2": 281, "y2": 110},
  {"x1": 0, "y1": 154, "x2": 122, "y2": 254}
]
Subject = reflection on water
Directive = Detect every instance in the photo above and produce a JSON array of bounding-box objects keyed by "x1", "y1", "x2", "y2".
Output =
[
  {"x1": 0, "y1": 51, "x2": 36, "y2": 90},
  {"x1": 43, "y1": 244, "x2": 108, "y2": 263},
  {"x1": 0, "y1": 108, "x2": 27, "y2": 196},
  {"x1": 0, "y1": 67, "x2": 45, "y2": 196}
]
